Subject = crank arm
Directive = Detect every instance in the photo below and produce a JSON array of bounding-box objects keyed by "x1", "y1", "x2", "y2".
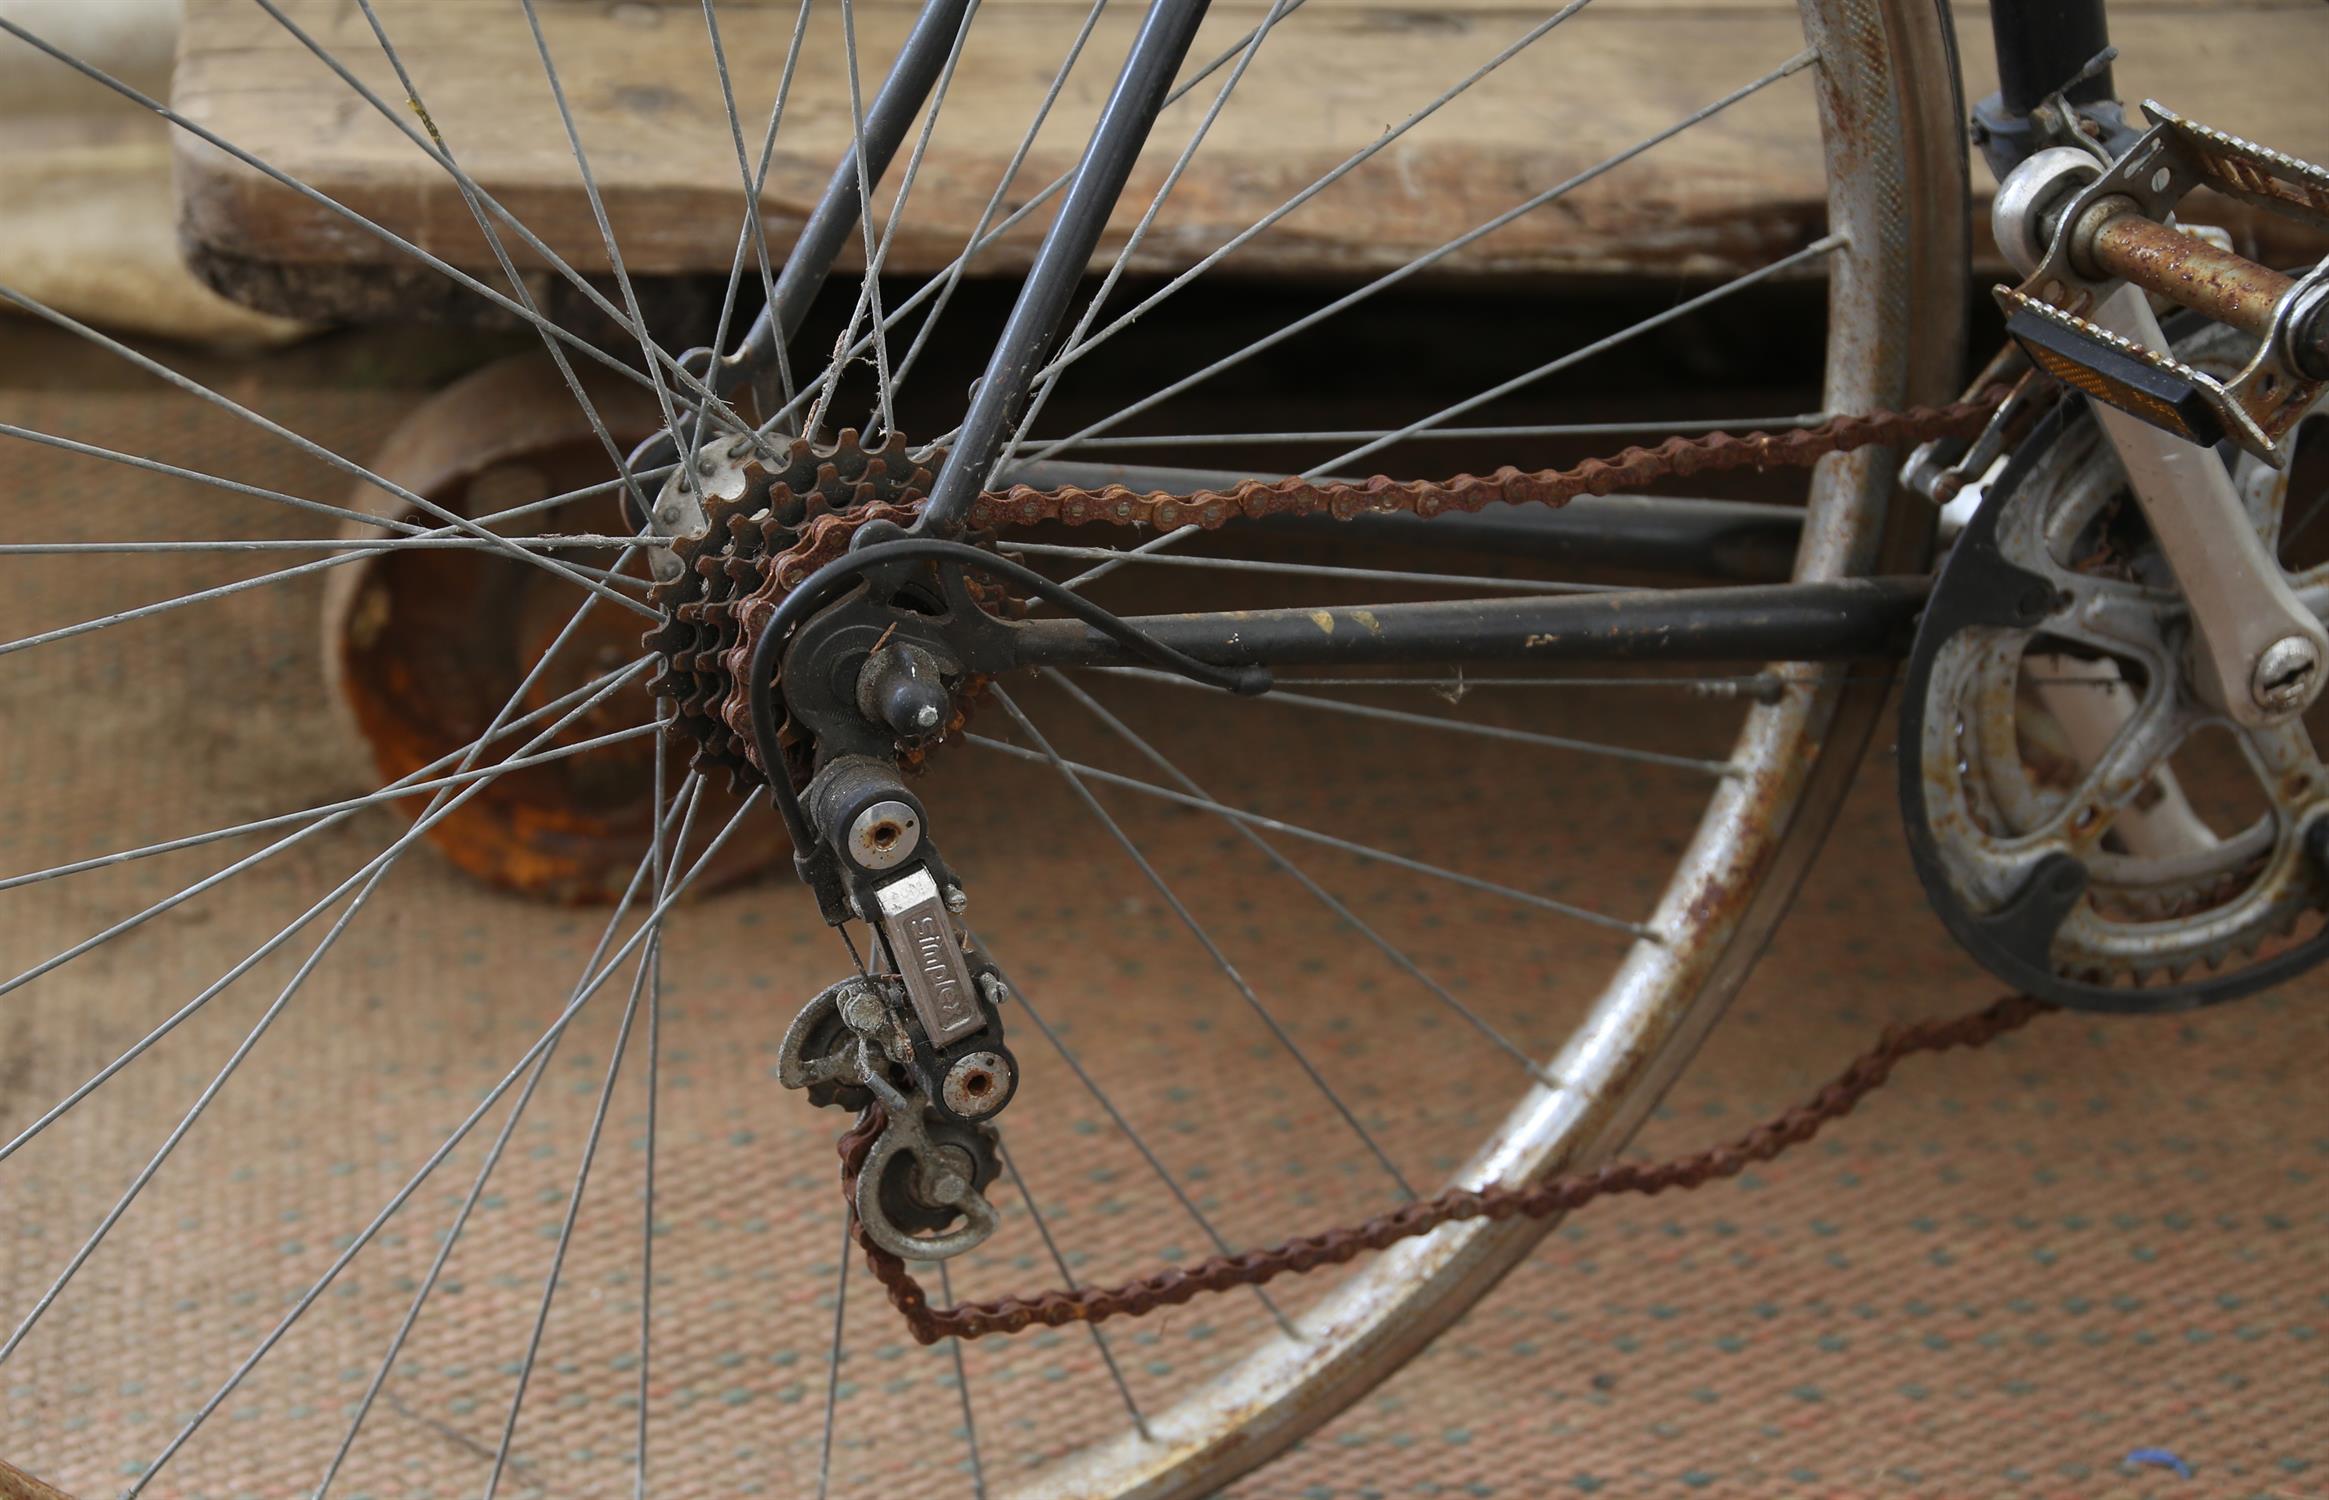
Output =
[
  {"x1": 2076, "y1": 286, "x2": 2326, "y2": 726},
  {"x1": 1988, "y1": 127, "x2": 2329, "y2": 725}
]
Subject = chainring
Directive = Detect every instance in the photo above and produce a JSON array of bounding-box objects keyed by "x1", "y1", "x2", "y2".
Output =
[{"x1": 1900, "y1": 325, "x2": 2329, "y2": 1011}]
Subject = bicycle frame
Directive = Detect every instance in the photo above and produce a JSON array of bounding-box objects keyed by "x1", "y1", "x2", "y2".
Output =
[{"x1": 654, "y1": 0, "x2": 2142, "y2": 678}]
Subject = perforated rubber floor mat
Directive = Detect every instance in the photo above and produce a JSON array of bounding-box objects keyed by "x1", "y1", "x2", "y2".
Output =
[{"x1": 2, "y1": 333, "x2": 2323, "y2": 1499}]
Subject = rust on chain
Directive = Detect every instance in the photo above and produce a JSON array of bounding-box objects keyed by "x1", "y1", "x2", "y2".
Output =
[
  {"x1": 703, "y1": 387, "x2": 2012, "y2": 772},
  {"x1": 840, "y1": 993, "x2": 2055, "y2": 1346}
]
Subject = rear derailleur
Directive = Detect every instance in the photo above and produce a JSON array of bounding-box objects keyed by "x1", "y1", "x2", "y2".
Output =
[{"x1": 770, "y1": 535, "x2": 1022, "y2": 1261}]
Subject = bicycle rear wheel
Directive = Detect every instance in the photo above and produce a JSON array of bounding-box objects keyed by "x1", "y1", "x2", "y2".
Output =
[{"x1": 0, "y1": 0, "x2": 1963, "y2": 1493}]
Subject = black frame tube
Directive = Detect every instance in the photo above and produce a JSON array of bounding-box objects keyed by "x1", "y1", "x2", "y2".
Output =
[
  {"x1": 625, "y1": 0, "x2": 976, "y2": 485},
  {"x1": 726, "y1": 0, "x2": 979, "y2": 405},
  {"x1": 1989, "y1": 0, "x2": 2115, "y2": 114},
  {"x1": 912, "y1": 0, "x2": 1216, "y2": 537},
  {"x1": 995, "y1": 578, "x2": 1932, "y2": 670}
]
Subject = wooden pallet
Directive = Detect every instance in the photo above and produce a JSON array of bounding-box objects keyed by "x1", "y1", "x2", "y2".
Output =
[{"x1": 173, "y1": 0, "x2": 2328, "y2": 319}]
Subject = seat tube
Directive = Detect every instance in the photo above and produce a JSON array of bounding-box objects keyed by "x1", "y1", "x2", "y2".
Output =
[{"x1": 1989, "y1": 0, "x2": 2115, "y2": 114}]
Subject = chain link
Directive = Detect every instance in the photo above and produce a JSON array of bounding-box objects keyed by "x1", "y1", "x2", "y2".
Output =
[
  {"x1": 841, "y1": 993, "x2": 2054, "y2": 1344},
  {"x1": 699, "y1": 388, "x2": 2037, "y2": 1342}
]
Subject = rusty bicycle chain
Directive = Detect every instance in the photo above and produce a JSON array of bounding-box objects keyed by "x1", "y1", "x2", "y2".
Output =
[
  {"x1": 696, "y1": 387, "x2": 2012, "y2": 775},
  {"x1": 660, "y1": 387, "x2": 2028, "y2": 1340},
  {"x1": 841, "y1": 993, "x2": 2055, "y2": 1345}
]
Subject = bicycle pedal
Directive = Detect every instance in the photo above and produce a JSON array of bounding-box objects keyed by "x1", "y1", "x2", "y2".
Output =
[
  {"x1": 1998, "y1": 289, "x2": 2226, "y2": 447},
  {"x1": 2143, "y1": 104, "x2": 2329, "y2": 232},
  {"x1": 1993, "y1": 102, "x2": 2329, "y2": 460}
]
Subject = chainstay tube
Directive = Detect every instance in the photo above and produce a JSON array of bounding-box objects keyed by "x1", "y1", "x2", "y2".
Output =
[
  {"x1": 698, "y1": 387, "x2": 2012, "y2": 782},
  {"x1": 840, "y1": 993, "x2": 2054, "y2": 1344}
]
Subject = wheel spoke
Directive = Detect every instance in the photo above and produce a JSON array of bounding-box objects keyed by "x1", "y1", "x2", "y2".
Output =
[
  {"x1": 0, "y1": 662, "x2": 651, "y2": 1011},
  {"x1": 967, "y1": 732, "x2": 1653, "y2": 937},
  {"x1": 4, "y1": 14, "x2": 753, "y2": 451},
  {"x1": 886, "y1": 0, "x2": 1119, "y2": 400},
  {"x1": 0, "y1": 713, "x2": 653, "y2": 1157},
  {"x1": 994, "y1": 1137, "x2": 1151, "y2": 1437},
  {"x1": 3, "y1": 597, "x2": 680, "y2": 1365},
  {"x1": 118, "y1": 797, "x2": 758, "y2": 1496},
  {"x1": 1322, "y1": 232, "x2": 1843, "y2": 474},
  {"x1": 990, "y1": 0, "x2": 1303, "y2": 471},
  {"x1": 979, "y1": 950, "x2": 1299, "y2": 1337},
  {"x1": 1027, "y1": 413, "x2": 1830, "y2": 453},
  {"x1": 515, "y1": 0, "x2": 700, "y2": 480},
  {"x1": 303, "y1": 0, "x2": 667, "y2": 517},
  {"x1": 1092, "y1": 665, "x2": 1737, "y2": 775},
  {"x1": 697, "y1": 0, "x2": 821, "y2": 422},
  {"x1": 2, "y1": 548, "x2": 650, "y2": 1041},
  {"x1": 0, "y1": 536, "x2": 671, "y2": 555},
  {"x1": 480, "y1": 949, "x2": 658, "y2": 1500},
  {"x1": 1024, "y1": 26, "x2": 1804, "y2": 466},
  {"x1": 0, "y1": 548, "x2": 598, "y2": 659},
  {"x1": 1260, "y1": 670, "x2": 1794, "y2": 693},
  {"x1": 757, "y1": 0, "x2": 1331, "y2": 441},
  {"x1": 309, "y1": 778, "x2": 704, "y2": 1497},
  {"x1": 999, "y1": 540, "x2": 1628, "y2": 595},
  {"x1": 989, "y1": 685, "x2": 1417, "y2": 1197},
  {"x1": 826, "y1": 0, "x2": 904, "y2": 439},
  {"x1": 0, "y1": 663, "x2": 650, "y2": 893},
  {"x1": 0, "y1": 284, "x2": 659, "y2": 620},
  {"x1": 933, "y1": 1260, "x2": 990, "y2": 1495},
  {"x1": 815, "y1": 1215, "x2": 852, "y2": 1500},
  {"x1": 1047, "y1": 670, "x2": 1556, "y2": 1083},
  {"x1": 802, "y1": 0, "x2": 987, "y2": 441},
  {"x1": 1063, "y1": 225, "x2": 1840, "y2": 589},
  {"x1": 0, "y1": 422, "x2": 425, "y2": 536},
  {"x1": 635, "y1": 712, "x2": 689, "y2": 1499}
]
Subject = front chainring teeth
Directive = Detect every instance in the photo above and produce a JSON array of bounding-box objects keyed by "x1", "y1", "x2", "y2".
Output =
[{"x1": 1902, "y1": 321, "x2": 2329, "y2": 1009}]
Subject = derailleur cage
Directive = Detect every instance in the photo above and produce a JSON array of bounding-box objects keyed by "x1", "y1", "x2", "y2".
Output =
[{"x1": 778, "y1": 968, "x2": 1014, "y2": 1259}]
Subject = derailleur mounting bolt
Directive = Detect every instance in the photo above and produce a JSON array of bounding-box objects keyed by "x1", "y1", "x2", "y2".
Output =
[
  {"x1": 858, "y1": 643, "x2": 953, "y2": 745},
  {"x1": 941, "y1": 1050, "x2": 1014, "y2": 1119}
]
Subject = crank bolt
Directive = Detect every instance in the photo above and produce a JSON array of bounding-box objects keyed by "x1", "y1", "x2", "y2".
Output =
[
  {"x1": 941, "y1": 1051, "x2": 1014, "y2": 1119},
  {"x1": 2250, "y1": 635, "x2": 2322, "y2": 715}
]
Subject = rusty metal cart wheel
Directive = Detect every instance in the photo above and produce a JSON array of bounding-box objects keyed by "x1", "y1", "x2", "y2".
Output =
[{"x1": 322, "y1": 351, "x2": 777, "y2": 902}]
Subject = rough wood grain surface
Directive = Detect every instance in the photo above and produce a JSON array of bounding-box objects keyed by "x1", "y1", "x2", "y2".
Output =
[{"x1": 169, "y1": 0, "x2": 2328, "y2": 316}]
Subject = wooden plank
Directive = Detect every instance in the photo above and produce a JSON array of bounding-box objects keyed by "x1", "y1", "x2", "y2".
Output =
[{"x1": 170, "y1": 0, "x2": 2329, "y2": 316}]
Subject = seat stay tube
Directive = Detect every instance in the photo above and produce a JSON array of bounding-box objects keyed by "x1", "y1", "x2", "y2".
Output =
[
  {"x1": 911, "y1": 0, "x2": 1218, "y2": 538},
  {"x1": 627, "y1": 0, "x2": 980, "y2": 482}
]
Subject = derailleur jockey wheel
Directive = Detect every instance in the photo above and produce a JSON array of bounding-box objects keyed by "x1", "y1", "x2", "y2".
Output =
[{"x1": 1901, "y1": 322, "x2": 2329, "y2": 1011}]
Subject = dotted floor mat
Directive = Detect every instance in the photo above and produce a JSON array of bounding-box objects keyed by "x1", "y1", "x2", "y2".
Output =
[{"x1": 1, "y1": 335, "x2": 2323, "y2": 1499}]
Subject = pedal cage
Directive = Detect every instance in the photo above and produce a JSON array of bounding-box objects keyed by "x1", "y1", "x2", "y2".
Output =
[{"x1": 1997, "y1": 101, "x2": 2329, "y2": 460}]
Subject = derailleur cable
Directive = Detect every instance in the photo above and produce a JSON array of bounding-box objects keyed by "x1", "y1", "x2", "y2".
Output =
[{"x1": 747, "y1": 533, "x2": 1271, "y2": 855}]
